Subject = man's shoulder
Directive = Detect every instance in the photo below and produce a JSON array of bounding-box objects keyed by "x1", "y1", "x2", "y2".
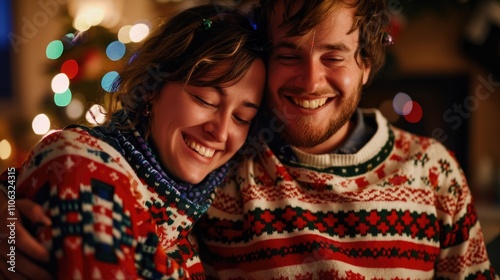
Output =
[
  {"x1": 387, "y1": 125, "x2": 464, "y2": 177},
  {"x1": 361, "y1": 108, "x2": 450, "y2": 155}
]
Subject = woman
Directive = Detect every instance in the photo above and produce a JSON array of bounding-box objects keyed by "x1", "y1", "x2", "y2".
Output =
[{"x1": 0, "y1": 3, "x2": 265, "y2": 279}]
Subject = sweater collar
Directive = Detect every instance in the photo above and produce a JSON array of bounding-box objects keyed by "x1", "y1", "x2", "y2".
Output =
[
  {"x1": 270, "y1": 108, "x2": 375, "y2": 158},
  {"x1": 268, "y1": 109, "x2": 392, "y2": 170},
  {"x1": 66, "y1": 110, "x2": 228, "y2": 216}
]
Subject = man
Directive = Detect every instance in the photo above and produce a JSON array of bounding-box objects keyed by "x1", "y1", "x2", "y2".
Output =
[{"x1": 194, "y1": 0, "x2": 499, "y2": 279}]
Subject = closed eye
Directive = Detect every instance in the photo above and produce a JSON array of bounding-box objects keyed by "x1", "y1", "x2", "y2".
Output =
[
  {"x1": 276, "y1": 54, "x2": 299, "y2": 59},
  {"x1": 323, "y1": 57, "x2": 344, "y2": 62},
  {"x1": 233, "y1": 115, "x2": 251, "y2": 126},
  {"x1": 277, "y1": 55, "x2": 300, "y2": 60},
  {"x1": 275, "y1": 54, "x2": 302, "y2": 66},
  {"x1": 191, "y1": 94, "x2": 216, "y2": 108}
]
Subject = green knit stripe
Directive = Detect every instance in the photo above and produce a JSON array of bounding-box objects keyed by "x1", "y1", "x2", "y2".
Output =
[{"x1": 282, "y1": 127, "x2": 395, "y2": 177}]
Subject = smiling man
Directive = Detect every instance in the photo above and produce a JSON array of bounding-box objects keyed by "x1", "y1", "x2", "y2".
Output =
[
  {"x1": 266, "y1": 1, "x2": 370, "y2": 154},
  {"x1": 195, "y1": 0, "x2": 499, "y2": 279}
]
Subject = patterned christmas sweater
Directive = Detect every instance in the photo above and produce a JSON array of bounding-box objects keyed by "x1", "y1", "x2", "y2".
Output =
[
  {"x1": 1, "y1": 124, "x2": 224, "y2": 279},
  {"x1": 196, "y1": 109, "x2": 499, "y2": 279}
]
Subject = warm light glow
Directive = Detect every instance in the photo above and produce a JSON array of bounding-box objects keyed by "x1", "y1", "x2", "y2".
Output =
[
  {"x1": 32, "y1": 114, "x2": 51, "y2": 135},
  {"x1": 66, "y1": 98, "x2": 85, "y2": 120},
  {"x1": 85, "y1": 7, "x2": 105, "y2": 26},
  {"x1": 73, "y1": 14, "x2": 92, "y2": 31},
  {"x1": 130, "y1": 23, "x2": 150, "y2": 43},
  {"x1": 51, "y1": 73, "x2": 70, "y2": 94},
  {"x1": 86, "y1": 104, "x2": 107, "y2": 125},
  {"x1": 73, "y1": 6, "x2": 105, "y2": 31},
  {"x1": 118, "y1": 25, "x2": 132, "y2": 43},
  {"x1": 69, "y1": 0, "x2": 122, "y2": 30},
  {"x1": 0, "y1": 139, "x2": 12, "y2": 160}
]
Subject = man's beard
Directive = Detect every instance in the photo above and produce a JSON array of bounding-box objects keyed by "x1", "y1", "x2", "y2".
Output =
[{"x1": 272, "y1": 83, "x2": 362, "y2": 149}]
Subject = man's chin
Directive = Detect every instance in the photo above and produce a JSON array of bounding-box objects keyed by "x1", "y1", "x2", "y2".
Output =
[{"x1": 280, "y1": 125, "x2": 328, "y2": 148}]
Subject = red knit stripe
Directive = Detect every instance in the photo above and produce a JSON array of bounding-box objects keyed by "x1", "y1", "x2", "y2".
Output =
[{"x1": 209, "y1": 234, "x2": 438, "y2": 271}]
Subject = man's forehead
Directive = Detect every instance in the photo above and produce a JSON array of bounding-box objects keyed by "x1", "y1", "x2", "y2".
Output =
[{"x1": 268, "y1": 2, "x2": 356, "y2": 42}]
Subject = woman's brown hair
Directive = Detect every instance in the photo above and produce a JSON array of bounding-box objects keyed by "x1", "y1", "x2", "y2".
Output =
[{"x1": 108, "y1": 3, "x2": 265, "y2": 130}]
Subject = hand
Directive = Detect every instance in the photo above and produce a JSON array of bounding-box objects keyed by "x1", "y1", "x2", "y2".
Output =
[{"x1": 0, "y1": 192, "x2": 52, "y2": 280}]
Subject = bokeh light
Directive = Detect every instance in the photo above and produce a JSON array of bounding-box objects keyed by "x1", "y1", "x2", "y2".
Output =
[
  {"x1": 66, "y1": 98, "x2": 85, "y2": 120},
  {"x1": 54, "y1": 88, "x2": 72, "y2": 107},
  {"x1": 379, "y1": 99, "x2": 400, "y2": 123},
  {"x1": 51, "y1": 73, "x2": 70, "y2": 94},
  {"x1": 72, "y1": 7, "x2": 106, "y2": 32},
  {"x1": 118, "y1": 25, "x2": 132, "y2": 43},
  {"x1": 32, "y1": 114, "x2": 51, "y2": 135},
  {"x1": 61, "y1": 59, "x2": 79, "y2": 79},
  {"x1": 0, "y1": 139, "x2": 12, "y2": 160},
  {"x1": 61, "y1": 33, "x2": 76, "y2": 49},
  {"x1": 83, "y1": 7, "x2": 105, "y2": 26},
  {"x1": 73, "y1": 13, "x2": 91, "y2": 31},
  {"x1": 106, "y1": 41, "x2": 126, "y2": 61},
  {"x1": 86, "y1": 104, "x2": 107, "y2": 125},
  {"x1": 63, "y1": 33, "x2": 75, "y2": 41},
  {"x1": 404, "y1": 101, "x2": 423, "y2": 123},
  {"x1": 46, "y1": 40, "x2": 64, "y2": 60},
  {"x1": 130, "y1": 22, "x2": 150, "y2": 42},
  {"x1": 393, "y1": 92, "x2": 412, "y2": 116},
  {"x1": 402, "y1": 100, "x2": 413, "y2": 116},
  {"x1": 101, "y1": 71, "x2": 119, "y2": 92}
]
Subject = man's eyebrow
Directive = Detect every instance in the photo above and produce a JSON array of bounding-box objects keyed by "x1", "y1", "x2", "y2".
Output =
[
  {"x1": 273, "y1": 40, "x2": 351, "y2": 52},
  {"x1": 273, "y1": 41, "x2": 300, "y2": 50},
  {"x1": 217, "y1": 87, "x2": 259, "y2": 110},
  {"x1": 321, "y1": 42, "x2": 350, "y2": 52}
]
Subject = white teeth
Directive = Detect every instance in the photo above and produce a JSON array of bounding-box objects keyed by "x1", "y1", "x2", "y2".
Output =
[
  {"x1": 292, "y1": 97, "x2": 328, "y2": 109},
  {"x1": 184, "y1": 137, "x2": 216, "y2": 158}
]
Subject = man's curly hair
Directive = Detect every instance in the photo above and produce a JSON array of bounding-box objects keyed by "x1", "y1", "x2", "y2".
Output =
[{"x1": 255, "y1": 0, "x2": 391, "y2": 83}]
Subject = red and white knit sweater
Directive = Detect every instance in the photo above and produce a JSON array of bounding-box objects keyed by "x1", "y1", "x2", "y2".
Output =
[
  {"x1": 1, "y1": 128, "x2": 209, "y2": 279},
  {"x1": 196, "y1": 109, "x2": 498, "y2": 279}
]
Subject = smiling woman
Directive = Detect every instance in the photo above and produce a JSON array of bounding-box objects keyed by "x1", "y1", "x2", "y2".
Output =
[
  {"x1": 0, "y1": 3, "x2": 265, "y2": 279},
  {"x1": 150, "y1": 63, "x2": 263, "y2": 184}
]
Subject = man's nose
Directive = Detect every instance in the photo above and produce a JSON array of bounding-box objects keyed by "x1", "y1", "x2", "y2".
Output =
[{"x1": 293, "y1": 59, "x2": 326, "y2": 93}]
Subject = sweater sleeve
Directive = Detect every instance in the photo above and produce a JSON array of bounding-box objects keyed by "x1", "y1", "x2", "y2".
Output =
[
  {"x1": 3, "y1": 130, "x2": 188, "y2": 279},
  {"x1": 434, "y1": 148, "x2": 498, "y2": 279}
]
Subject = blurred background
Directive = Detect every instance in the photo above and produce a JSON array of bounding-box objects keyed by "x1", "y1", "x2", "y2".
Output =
[{"x1": 0, "y1": 0, "x2": 499, "y2": 242}]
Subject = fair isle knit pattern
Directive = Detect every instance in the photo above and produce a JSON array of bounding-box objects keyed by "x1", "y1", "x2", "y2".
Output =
[
  {"x1": 196, "y1": 109, "x2": 499, "y2": 280},
  {"x1": 2, "y1": 117, "x2": 225, "y2": 279}
]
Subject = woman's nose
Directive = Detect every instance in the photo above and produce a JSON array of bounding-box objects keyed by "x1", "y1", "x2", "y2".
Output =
[{"x1": 204, "y1": 113, "x2": 229, "y2": 143}]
